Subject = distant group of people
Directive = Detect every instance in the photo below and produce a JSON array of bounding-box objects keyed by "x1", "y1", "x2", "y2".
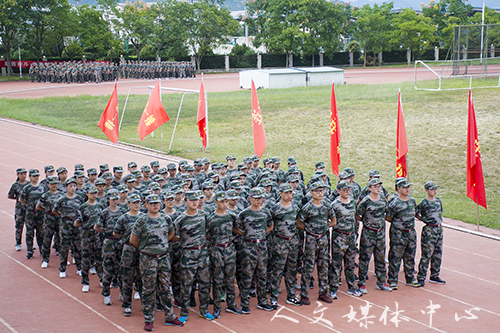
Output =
[
  {"x1": 8, "y1": 155, "x2": 445, "y2": 331},
  {"x1": 120, "y1": 60, "x2": 196, "y2": 80}
]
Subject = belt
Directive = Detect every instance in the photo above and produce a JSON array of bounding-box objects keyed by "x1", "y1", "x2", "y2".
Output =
[
  {"x1": 183, "y1": 243, "x2": 206, "y2": 250},
  {"x1": 334, "y1": 229, "x2": 354, "y2": 236},
  {"x1": 141, "y1": 251, "x2": 168, "y2": 258},
  {"x1": 124, "y1": 241, "x2": 130, "y2": 245},
  {"x1": 215, "y1": 242, "x2": 232, "y2": 248},
  {"x1": 306, "y1": 231, "x2": 327, "y2": 239},
  {"x1": 426, "y1": 224, "x2": 441, "y2": 228},
  {"x1": 105, "y1": 236, "x2": 119, "y2": 240},
  {"x1": 244, "y1": 238, "x2": 266, "y2": 244},
  {"x1": 275, "y1": 234, "x2": 295, "y2": 241},
  {"x1": 400, "y1": 229, "x2": 413, "y2": 232},
  {"x1": 363, "y1": 226, "x2": 384, "y2": 232}
]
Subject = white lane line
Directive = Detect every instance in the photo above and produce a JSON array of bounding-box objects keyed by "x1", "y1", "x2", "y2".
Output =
[
  {"x1": 0, "y1": 317, "x2": 18, "y2": 333},
  {"x1": 0, "y1": 210, "x2": 13, "y2": 218},
  {"x1": 0, "y1": 249, "x2": 129, "y2": 333},
  {"x1": 444, "y1": 244, "x2": 500, "y2": 262},
  {"x1": 275, "y1": 304, "x2": 342, "y2": 332},
  {"x1": 441, "y1": 267, "x2": 500, "y2": 286}
]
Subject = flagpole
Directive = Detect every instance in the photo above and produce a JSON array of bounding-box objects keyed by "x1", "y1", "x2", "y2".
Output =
[
  {"x1": 476, "y1": 198, "x2": 480, "y2": 231},
  {"x1": 203, "y1": 73, "x2": 209, "y2": 151}
]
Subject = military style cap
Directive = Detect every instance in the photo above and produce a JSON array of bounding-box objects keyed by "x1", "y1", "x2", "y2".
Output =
[
  {"x1": 395, "y1": 177, "x2": 406, "y2": 185},
  {"x1": 310, "y1": 181, "x2": 325, "y2": 190},
  {"x1": 185, "y1": 190, "x2": 200, "y2": 201},
  {"x1": 102, "y1": 171, "x2": 113, "y2": 180},
  {"x1": 263, "y1": 157, "x2": 271, "y2": 165},
  {"x1": 273, "y1": 157, "x2": 281, "y2": 164},
  {"x1": 145, "y1": 194, "x2": 161, "y2": 204},
  {"x1": 44, "y1": 165, "x2": 55, "y2": 173},
  {"x1": 107, "y1": 189, "x2": 120, "y2": 200},
  {"x1": 424, "y1": 181, "x2": 439, "y2": 190},
  {"x1": 310, "y1": 174, "x2": 321, "y2": 183},
  {"x1": 226, "y1": 189, "x2": 239, "y2": 200},
  {"x1": 113, "y1": 165, "x2": 124, "y2": 172},
  {"x1": 196, "y1": 190, "x2": 205, "y2": 198},
  {"x1": 396, "y1": 179, "x2": 411, "y2": 188},
  {"x1": 220, "y1": 162, "x2": 228, "y2": 168},
  {"x1": 243, "y1": 157, "x2": 251, "y2": 164},
  {"x1": 237, "y1": 163, "x2": 248, "y2": 170},
  {"x1": 150, "y1": 160, "x2": 160, "y2": 167},
  {"x1": 65, "y1": 177, "x2": 77, "y2": 186},
  {"x1": 74, "y1": 170, "x2": 85, "y2": 178},
  {"x1": 86, "y1": 185, "x2": 98, "y2": 193},
  {"x1": 337, "y1": 180, "x2": 351, "y2": 190},
  {"x1": 201, "y1": 157, "x2": 211, "y2": 164},
  {"x1": 338, "y1": 171, "x2": 349, "y2": 180},
  {"x1": 194, "y1": 158, "x2": 203, "y2": 166},
  {"x1": 315, "y1": 161, "x2": 326, "y2": 169},
  {"x1": 260, "y1": 178, "x2": 272, "y2": 187},
  {"x1": 214, "y1": 191, "x2": 227, "y2": 201},
  {"x1": 127, "y1": 161, "x2": 137, "y2": 168},
  {"x1": 151, "y1": 174, "x2": 163, "y2": 181},
  {"x1": 179, "y1": 174, "x2": 190, "y2": 181},
  {"x1": 167, "y1": 163, "x2": 176, "y2": 170},
  {"x1": 230, "y1": 174, "x2": 241, "y2": 181},
  {"x1": 184, "y1": 165, "x2": 195, "y2": 172},
  {"x1": 230, "y1": 180, "x2": 242, "y2": 189},
  {"x1": 141, "y1": 165, "x2": 151, "y2": 172},
  {"x1": 211, "y1": 163, "x2": 221, "y2": 170},
  {"x1": 287, "y1": 157, "x2": 297, "y2": 164},
  {"x1": 87, "y1": 168, "x2": 98, "y2": 175},
  {"x1": 207, "y1": 171, "x2": 218, "y2": 178},
  {"x1": 16, "y1": 167, "x2": 27, "y2": 174},
  {"x1": 287, "y1": 174, "x2": 299, "y2": 182},
  {"x1": 369, "y1": 169, "x2": 381, "y2": 178},
  {"x1": 226, "y1": 155, "x2": 236, "y2": 161},
  {"x1": 74, "y1": 164, "x2": 84, "y2": 171},
  {"x1": 368, "y1": 178, "x2": 383, "y2": 187},
  {"x1": 249, "y1": 187, "x2": 266, "y2": 198},
  {"x1": 171, "y1": 185, "x2": 184, "y2": 194},
  {"x1": 280, "y1": 183, "x2": 293, "y2": 192},
  {"x1": 163, "y1": 191, "x2": 175, "y2": 200},
  {"x1": 29, "y1": 169, "x2": 40, "y2": 176},
  {"x1": 178, "y1": 160, "x2": 188, "y2": 166},
  {"x1": 288, "y1": 166, "x2": 300, "y2": 174},
  {"x1": 128, "y1": 193, "x2": 141, "y2": 202},
  {"x1": 344, "y1": 167, "x2": 355, "y2": 177},
  {"x1": 99, "y1": 164, "x2": 109, "y2": 171},
  {"x1": 142, "y1": 189, "x2": 153, "y2": 198},
  {"x1": 95, "y1": 177, "x2": 106, "y2": 185},
  {"x1": 251, "y1": 154, "x2": 260, "y2": 161},
  {"x1": 47, "y1": 175, "x2": 60, "y2": 184},
  {"x1": 155, "y1": 167, "x2": 166, "y2": 175},
  {"x1": 132, "y1": 170, "x2": 142, "y2": 178},
  {"x1": 201, "y1": 180, "x2": 215, "y2": 189},
  {"x1": 118, "y1": 185, "x2": 129, "y2": 193},
  {"x1": 148, "y1": 182, "x2": 160, "y2": 190}
]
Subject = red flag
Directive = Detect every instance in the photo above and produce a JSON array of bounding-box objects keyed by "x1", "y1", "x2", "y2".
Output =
[
  {"x1": 197, "y1": 77, "x2": 207, "y2": 148},
  {"x1": 251, "y1": 80, "x2": 266, "y2": 157},
  {"x1": 467, "y1": 90, "x2": 487, "y2": 209},
  {"x1": 396, "y1": 90, "x2": 408, "y2": 178},
  {"x1": 97, "y1": 82, "x2": 119, "y2": 143},
  {"x1": 137, "y1": 81, "x2": 170, "y2": 141},
  {"x1": 330, "y1": 82, "x2": 341, "y2": 175}
]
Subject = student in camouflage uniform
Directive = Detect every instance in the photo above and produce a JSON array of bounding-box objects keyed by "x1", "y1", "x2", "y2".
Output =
[
  {"x1": 416, "y1": 181, "x2": 446, "y2": 286},
  {"x1": 269, "y1": 183, "x2": 302, "y2": 307},
  {"x1": 175, "y1": 191, "x2": 214, "y2": 322},
  {"x1": 297, "y1": 181, "x2": 335, "y2": 305},
  {"x1": 130, "y1": 194, "x2": 183, "y2": 331},
  {"x1": 36, "y1": 176, "x2": 63, "y2": 268},
  {"x1": 235, "y1": 187, "x2": 274, "y2": 313},
  {"x1": 75, "y1": 185, "x2": 104, "y2": 292},
  {"x1": 207, "y1": 191, "x2": 242, "y2": 317},
  {"x1": 52, "y1": 177, "x2": 83, "y2": 278},
  {"x1": 356, "y1": 178, "x2": 392, "y2": 293},
  {"x1": 385, "y1": 179, "x2": 421, "y2": 290},
  {"x1": 113, "y1": 193, "x2": 143, "y2": 316},
  {"x1": 19, "y1": 169, "x2": 47, "y2": 259},
  {"x1": 8, "y1": 168, "x2": 28, "y2": 252},
  {"x1": 359, "y1": 170, "x2": 390, "y2": 201}
]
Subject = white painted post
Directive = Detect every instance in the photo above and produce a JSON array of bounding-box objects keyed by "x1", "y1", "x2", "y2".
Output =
[
  {"x1": 349, "y1": 52, "x2": 353, "y2": 67},
  {"x1": 257, "y1": 54, "x2": 262, "y2": 69},
  {"x1": 435, "y1": 46, "x2": 439, "y2": 61},
  {"x1": 319, "y1": 53, "x2": 324, "y2": 67},
  {"x1": 225, "y1": 55, "x2": 229, "y2": 72}
]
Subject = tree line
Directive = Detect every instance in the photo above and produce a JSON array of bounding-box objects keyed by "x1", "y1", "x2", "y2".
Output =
[{"x1": 1, "y1": 0, "x2": 499, "y2": 77}]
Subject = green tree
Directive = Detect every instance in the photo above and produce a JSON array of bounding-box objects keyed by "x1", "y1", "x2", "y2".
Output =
[
  {"x1": 77, "y1": 4, "x2": 116, "y2": 60},
  {"x1": 118, "y1": 1, "x2": 154, "y2": 60},
  {"x1": 0, "y1": 0, "x2": 30, "y2": 76},
  {"x1": 152, "y1": 1, "x2": 190, "y2": 59}
]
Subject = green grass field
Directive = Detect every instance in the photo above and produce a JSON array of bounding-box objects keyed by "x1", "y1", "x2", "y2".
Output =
[{"x1": 1, "y1": 81, "x2": 498, "y2": 228}]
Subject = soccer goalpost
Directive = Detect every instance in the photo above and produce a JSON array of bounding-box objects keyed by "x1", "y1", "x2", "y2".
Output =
[{"x1": 118, "y1": 84, "x2": 208, "y2": 152}]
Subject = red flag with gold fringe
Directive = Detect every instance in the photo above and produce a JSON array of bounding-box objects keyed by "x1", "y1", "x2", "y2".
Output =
[
  {"x1": 396, "y1": 90, "x2": 408, "y2": 178},
  {"x1": 251, "y1": 80, "x2": 266, "y2": 157},
  {"x1": 330, "y1": 82, "x2": 341, "y2": 175},
  {"x1": 137, "y1": 81, "x2": 169, "y2": 141},
  {"x1": 98, "y1": 82, "x2": 119, "y2": 143}
]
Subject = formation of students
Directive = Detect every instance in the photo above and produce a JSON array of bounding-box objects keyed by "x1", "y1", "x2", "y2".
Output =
[{"x1": 8, "y1": 155, "x2": 446, "y2": 331}]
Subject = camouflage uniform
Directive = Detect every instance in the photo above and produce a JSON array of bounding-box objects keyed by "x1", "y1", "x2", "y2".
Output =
[
  {"x1": 78, "y1": 201, "x2": 104, "y2": 285},
  {"x1": 54, "y1": 195, "x2": 83, "y2": 272},
  {"x1": 38, "y1": 190, "x2": 63, "y2": 262},
  {"x1": 166, "y1": 209, "x2": 183, "y2": 304},
  {"x1": 236, "y1": 206, "x2": 273, "y2": 307},
  {"x1": 114, "y1": 212, "x2": 143, "y2": 308},
  {"x1": 356, "y1": 196, "x2": 388, "y2": 288},
  {"x1": 8, "y1": 180, "x2": 28, "y2": 247},
  {"x1": 329, "y1": 197, "x2": 358, "y2": 292},
  {"x1": 416, "y1": 198, "x2": 444, "y2": 281},
  {"x1": 269, "y1": 202, "x2": 299, "y2": 301},
  {"x1": 386, "y1": 197, "x2": 418, "y2": 285},
  {"x1": 175, "y1": 210, "x2": 211, "y2": 317},
  {"x1": 207, "y1": 210, "x2": 238, "y2": 312},
  {"x1": 297, "y1": 200, "x2": 333, "y2": 298},
  {"x1": 132, "y1": 213, "x2": 177, "y2": 324},
  {"x1": 21, "y1": 183, "x2": 47, "y2": 256}
]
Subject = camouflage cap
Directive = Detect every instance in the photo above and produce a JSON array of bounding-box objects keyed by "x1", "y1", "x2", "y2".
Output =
[
  {"x1": 74, "y1": 170, "x2": 85, "y2": 178},
  {"x1": 368, "y1": 178, "x2": 383, "y2": 187},
  {"x1": 166, "y1": 163, "x2": 177, "y2": 170},
  {"x1": 74, "y1": 164, "x2": 84, "y2": 171},
  {"x1": 178, "y1": 160, "x2": 188, "y2": 166},
  {"x1": 279, "y1": 183, "x2": 293, "y2": 192},
  {"x1": 263, "y1": 157, "x2": 271, "y2": 165},
  {"x1": 251, "y1": 154, "x2": 260, "y2": 161},
  {"x1": 95, "y1": 177, "x2": 106, "y2": 185},
  {"x1": 86, "y1": 185, "x2": 98, "y2": 193},
  {"x1": 337, "y1": 180, "x2": 351, "y2": 190},
  {"x1": 287, "y1": 156, "x2": 297, "y2": 164},
  {"x1": 230, "y1": 174, "x2": 241, "y2": 181},
  {"x1": 44, "y1": 165, "x2": 55, "y2": 173},
  {"x1": 315, "y1": 161, "x2": 326, "y2": 169},
  {"x1": 226, "y1": 189, "x2": 239, "y2": 200},
  {"x1": 102, "y1": 171, "x2": 113, "y2": 180},
  {"x1": 151, "y1": 174, "x2": 163, "y2": 181},
  {"x1": 230, "y1": 180, "x2": 242, "y2": 189},
  {"x1": 65, "y1": 177, "x2": 77, "y2": 186},
  {"x1": 201, "y1": 157, "x2": 211, "y2": 164},
  {"x1": 344, "y1": 167, "x2": 355, "y2": 177},
  {"x1": 127, "y1": 161, "x2": 137, "y2": 168},
  {"x1": 99, "y1": 164, "x2": 109, "y2": 171},
  {"x1": 145, "y1": 194, "x2": 161, "y2": 204},
  {"x1": 16, "y1": 167, "x2": 27, "y2": 174},
  {"x1": 201, "y1": 180, "x2": 215, "y2": 189},
  {"x1": 142, "y1": 189, "x2": 153, "y2": 198},
  {"x1": 132, "y1": 170, "x2": 142, "y2": 178},
  {"x1": 424, "y1": 181, "x2": 439, "y2": 190},
  {"x1": 243, "y1": 157, "x2": 251, "y2": 164},
  {"x1": 288, "y1": 166, "x2": 300, "y2": 174},
  {"x1": 113, "y1": 165, "x2": 124, "y2": 173},
  {"x1": 220, "y1": 162, "x2": 228, "y2": 168},
  {"x1": 180, "y1": 174, "x2": 191, "y2": 180},
  {"x1": 214, "y1": 191, "x2": 227, "y2": 201},
  {"x1": 163, "y1": 191, "x2": 175, "y2": 200},
  {"x1": 226, "y1": 155, "x2": 236, "y2": 161},
  {"x1": 273, "y1": 156, "x2": 281, "y2": 164},
  {"x1": 249, "y1": 187, "x2": 266, "y2": 198},
  {"x1": 310, "y1": 174, "x2": 321, "y2": 182},
  {"x1": 396, "y1": 179, "x2": 411, "y2": 188},
  {"x1": 47, "y1": 175, "x2": 60, "y2": 184},
  {"x1": 185, "y1": 190, "x2": 200, "y2": 201},
  {"x1": 338, "y1": 171, "x2": 349, "y2": 180},
  {"x1": 87, "y1": 168, "x2": 98, "y2": 175},
  {"x1": 184, "y1": 165, "x2": 195, "y2": 172},
  {"x1": 211, "y1": 163, "x2": 221, "y2": 170},
  {"x1": 194, "y1": 158, "x2": 203, "y2": 166},
  {"x1": 310, "y1": 181, "x2": 325, "y2": 190},
  {"x1": 158, "y1": 167, "x2": 168, "y2": 174},
  {"x1": 196, "y1": 190, "x2": 205, "y2": 198},
  {"x1": 124, "y1": 174, "x2": 136, "y2": 183},
  {"x1": 29, "y1": 169, "x2": 40, "y2": 176},
  {"x1": 141, "y1": 165, "x2": 151, "y2": 172},
  {"x1": 148, "y1": 182, "x2": 161, "y2": 190},
  {"x1": 150, "y1": 160, "x2": 160, "y2": 167},
  {"x1": 395, "y1": 177, "x2": 406, "y2": 185},
  {"x1": 237, "y1": 163, "x2": 248, "y2": 170},
  {"x1": 207, "y1": 171, "x2": 218, "y2": 178},
  {"x1": 260, "y1": 178, "x2": 272, "y2": 187},
  {"x1": 128, "y1": 193, "x2": 141, "y2": 202},
  {"x1": 287, "y1": 174, "x2": 299, "y2": 182},
  {"x1": 369, "y1": 169, "x2": 381, "y2": 178},
  {"x1": 171, "y1": 185, "x2": 184, "y2": 194},
  {"x1": 118, "y1": 185, "x2": 129, "y2": 193}
]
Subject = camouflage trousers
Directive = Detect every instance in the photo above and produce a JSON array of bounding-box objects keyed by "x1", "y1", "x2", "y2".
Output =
[
  {"x1": 59, "y1": 219, "x2": 82, "y2": 272},
  {"x1": 139, "y1": 253, "x2": 176, "y2": 324},
  {"x1": 180, "y1": 246, "x2": 211, "y2": 317},
  {"x1": 210, "y1": 243, "x2": 237, "y2": 312},
  {"x1": 14, "y1": 205, "x2": 26, "y2": 246},
  {"x1": 81, "y1": 228, "x2": 103, "y2": 286},
  {"x1": 121, "y1": 243, "x2": 141, "y2": 308},
  {"x1": 41, "y1": 214, "x2": 61, "y2": 262},
  {"x1": 417, "y1": 226, "x2": 444, "y2": 281},
  {"x1": 329, "y1": 230, "x2": 357, "y2": 292},
  {"x1": 296, "y1": 229, "x2": 305, "y2": 269},
  {"x1": 25, "y1": 209, "x2": 44, "y2": 255},
  {"x1": 270, "y1": 236, "x2": 298, "y2": 301},
  {"x1": 266, "y1": 232, "x2": 274, "y2": 291},
  {"x1": 240, "y1": 240, "x2": 268, "y2": 307},
  {"x1": 169, "y1": 242, "x2": 182, "y2": 304},
  {"x1": 101, "y1": 238, "x2": 122, "y2": 297},
  {"x1": 300, "y1": 233, "x2": 329, "y2": 298},
  {"x1": 388, "y1": 227, "x2": 417, "y2": 285},
  {"x1": 234, "y1": 236, "x2": 244, "y2": 293},
  {"x1": 358, "y1": 226, "x2": 387, "y2": 287}
]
